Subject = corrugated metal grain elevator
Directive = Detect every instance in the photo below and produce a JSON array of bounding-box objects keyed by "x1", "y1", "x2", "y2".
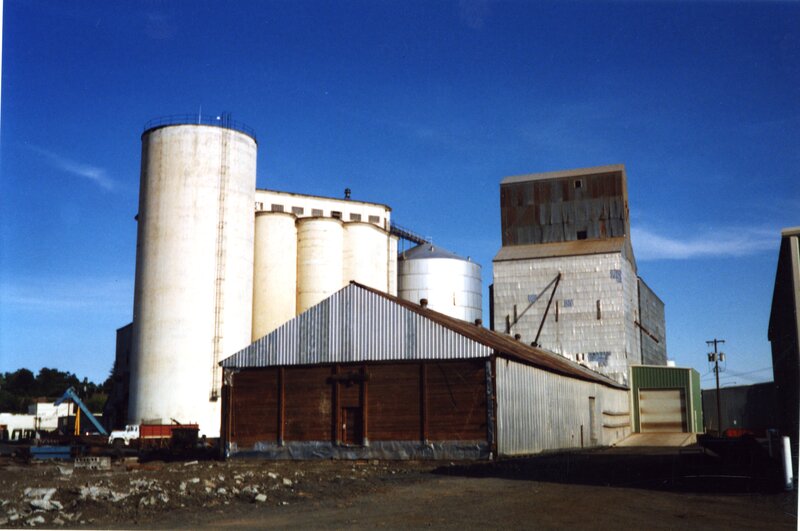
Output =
[{"x1": 492, "y1": 165, "x2": 667, "y2": 385}]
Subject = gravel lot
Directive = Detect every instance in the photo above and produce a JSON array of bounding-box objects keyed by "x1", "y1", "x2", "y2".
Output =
[{"x1": 0, "y1": 447, "x2": 796, "y2": 529}]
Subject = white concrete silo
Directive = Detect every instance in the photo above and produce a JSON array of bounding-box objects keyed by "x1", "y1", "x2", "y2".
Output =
[
  {"x1": 252, "y1": 211, "x2": 297, "y2": 340},
  {"x1": 398, "y1": 243, "x2": 482, "y2": 323},
  {"x1": 343, "y1": 222, "x2": 392, "y2": 293},
  {"x1": 129, "y1": 122, "x2": 256, "y2": 437},
  {"x1": 296, "y1": 217, "x2": 344, "y2": 313}
]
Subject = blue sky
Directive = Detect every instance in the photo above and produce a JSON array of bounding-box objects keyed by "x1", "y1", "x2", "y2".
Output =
[{"x1": 1, "y1": 1, "x2": 798, "y2": 388}]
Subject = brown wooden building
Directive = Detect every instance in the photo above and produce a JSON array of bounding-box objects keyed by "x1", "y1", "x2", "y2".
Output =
[{"x1": 220, "y1": 283, "x2": 630, "y2": 460}]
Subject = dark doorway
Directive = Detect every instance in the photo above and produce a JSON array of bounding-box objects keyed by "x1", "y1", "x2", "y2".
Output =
[{"x1": 342, "y1": 407, "x2": 363, "y2": 445}]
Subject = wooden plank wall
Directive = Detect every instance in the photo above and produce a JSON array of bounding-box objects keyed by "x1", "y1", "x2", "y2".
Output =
[
  {"x1": 229, "y1": 368, "x2": 278, "y2": 447},
  {"x1": 427, "y1": 361, "x2": 488, "y2": 440},
  {"x1": 284, "y1": 366, "x2": 332, "y2": 441},
  {"x1": 225, "y1": 360, "x2": 488, "y2": 447},
  {"x1": 368, "y1": 363, "x2": 421, "y2": 441}
]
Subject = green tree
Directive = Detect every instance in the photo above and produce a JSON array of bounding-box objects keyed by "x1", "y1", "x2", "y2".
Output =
[{"x1": 4, "y1": 369, "x2": 36, "y2": 396}]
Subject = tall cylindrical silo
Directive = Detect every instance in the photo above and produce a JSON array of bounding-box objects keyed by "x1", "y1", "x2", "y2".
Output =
[
  {"x1": 252, "y1": 211, "x2": 297, "y2": 340},
  {"x1": 296, "y1": 217, "x2": 344, "y2": 314},
  {"x1": 388, "y1": 235, "x2": 398, "y2": 296},
  {"x1": 129, "y1": 122, "x2": 256, "y2": 437},
  {"x1": 398, "y1": 244, "x2": 482, "y2": 323},
  {"x1": 343, "y1": 222, "x2": 391, "y2": 292}
]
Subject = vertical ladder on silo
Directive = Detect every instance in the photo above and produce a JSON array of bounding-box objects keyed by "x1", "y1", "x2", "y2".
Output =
[{"x1": 211, "y1": 114, "x2": 231, "y2": 401}]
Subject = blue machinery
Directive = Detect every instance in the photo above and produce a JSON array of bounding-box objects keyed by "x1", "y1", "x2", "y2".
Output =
[{"x1": 54, "y1": 387, "x2": 107, "y2": 436}]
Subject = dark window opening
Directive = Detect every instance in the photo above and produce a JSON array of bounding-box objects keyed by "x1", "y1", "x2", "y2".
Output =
[
  {"x1": 368, "y1": 215, "x2": 380, "y2": 224},
  {"x1": 312, "y1": 208, "x2": 323, "y2": 217},
  {"x1": 271, "y1": 204, "x2": 284, "y2": 213},
  {"x1": 350, "y1": 213, "x2": 362, "y2": 222},
  {"x1": 596, "y1": 300, "x2": 601, "y2": 320},
  {"x1": 291, "y1": 206, "x2": 304, "y2": 215},
  {"x1": 577, "y1": 230, "x2": 588, "y2": 240},
  {"x1": 331, "y1": 211, "x2": 342, "y2": 219},
  {"x1": 574, "y1": 179, "x2": 583, "y2": 189}
]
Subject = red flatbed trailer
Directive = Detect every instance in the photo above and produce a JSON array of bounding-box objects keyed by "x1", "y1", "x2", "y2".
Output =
[{"x1": 139, "y1": 424, "x2": 199, "y2": 448}]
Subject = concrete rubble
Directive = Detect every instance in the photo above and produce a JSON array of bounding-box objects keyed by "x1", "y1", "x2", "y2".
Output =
[{"x1": 0, "y1": 458, "x2": 420, "y2": 528}]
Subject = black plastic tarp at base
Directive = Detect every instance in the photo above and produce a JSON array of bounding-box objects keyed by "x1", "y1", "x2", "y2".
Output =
[{"x1": 227, "y1": 440, "x2": 489, "y2": 460}]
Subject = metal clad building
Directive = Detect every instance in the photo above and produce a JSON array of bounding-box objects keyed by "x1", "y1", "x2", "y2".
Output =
[
  {"x1": 493, "y1": 165, "x2": 667, "y2": 385},
  {"x1": 638, "y1": 278, "x2": 666, "y2": 365},
  {"x1": 701, "y1": 382, "x2": 778, "y2": 435},
  {"x1": 629, "y1": 365, "x2": 703, "y2": 433},
  {"x1": 768, "y1": 227, "x2": 800, "y2": 444},
  {"x1": 221, "y1": 283, "x2": 629, "y2": 460}
]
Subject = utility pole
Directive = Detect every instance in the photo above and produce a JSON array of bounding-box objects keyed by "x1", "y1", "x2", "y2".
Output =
[{"x1": 706, "y1": 338, "x2": 726, "y2": 436}]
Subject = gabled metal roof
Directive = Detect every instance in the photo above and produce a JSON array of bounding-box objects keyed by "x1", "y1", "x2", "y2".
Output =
[{"x1": 223, "y1": 283, "x2": 625, "y2": 390}]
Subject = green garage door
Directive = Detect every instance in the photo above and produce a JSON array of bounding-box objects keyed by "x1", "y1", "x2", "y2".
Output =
[{"x1": 639, "y1": 388, "x2": 688, "y2": 432}]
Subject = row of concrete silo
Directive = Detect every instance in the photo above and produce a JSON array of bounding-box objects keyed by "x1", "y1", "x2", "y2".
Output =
[
  {"x1": 252, "y1": 212, "x2": 398, "y2": 340},
  {"x1": 126, "y1": 120, "x2": 482, "y2": 437}
]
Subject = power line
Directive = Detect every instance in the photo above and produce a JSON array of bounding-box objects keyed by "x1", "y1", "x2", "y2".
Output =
[{"x1": 700, "y1": 366, "x2": 773, "y2": 379}]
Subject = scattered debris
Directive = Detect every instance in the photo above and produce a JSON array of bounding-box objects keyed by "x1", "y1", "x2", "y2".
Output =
[{"x1": 25, "y1": 515, "x2": 46, "y2": 526}]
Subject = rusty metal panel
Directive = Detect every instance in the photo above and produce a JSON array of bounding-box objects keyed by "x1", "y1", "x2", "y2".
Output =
[
  {"x1": 495, "y1": 359, "x2": 630, "y2": 455},
  {"x1": 500, "y1": 168, "x2": 628, "y2": 247}
]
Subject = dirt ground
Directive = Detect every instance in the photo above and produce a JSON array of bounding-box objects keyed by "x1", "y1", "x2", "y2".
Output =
[{"x1": 0, "y1": 446, "x2": 796, "y2": 529}]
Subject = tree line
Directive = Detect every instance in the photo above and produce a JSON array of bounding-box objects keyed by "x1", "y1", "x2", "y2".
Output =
[{"x1": 0, "y1": 367, "x2": 112, "y2": 414}]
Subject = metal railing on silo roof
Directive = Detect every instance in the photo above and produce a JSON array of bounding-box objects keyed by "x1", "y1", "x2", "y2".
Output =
[{"x1": 143, "y1": 114, "x2": 257, "y2": 142}]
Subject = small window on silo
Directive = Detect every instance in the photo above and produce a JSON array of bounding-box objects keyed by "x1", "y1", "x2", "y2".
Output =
[
  {"x1": 574, "y1": 179, "x2": 583, "y2": 189},
  {"x1": 331, "y1": 211, "x2": 342, "y2": 219},
  {"x1": 368, "y1": 215, "x2": 380, "y2": 224},
  {"x1": 350, "y1": 213, "x2": 362, "y2": 222},
  {"x1": 312, "y1": 208, "x2": 323, "y2": 217},
  {"x1": 271, "y1": 204, "x2": 284, "y2": 213},
  {"x1": 292, "y1": 206, "x2": 304, "y2": 215}
]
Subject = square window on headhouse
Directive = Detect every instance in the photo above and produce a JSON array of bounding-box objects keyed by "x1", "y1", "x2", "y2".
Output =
[
  {"x1": 331, "y1": 211, "x2": 342, "y2": 219},
  {"x1": 271, "y1": 204, "x2": 284, "y2": 213},
  {"x1": 368, "y1": 215, "x2": 380, "y2": 224},
  {"x1": 312, "y1": 208, "x2": 323, "y2": 217},
  {"x1": 292, "y1": 206, "x2": 304, "y2": 215},
  {"x1": 350, "y1": 213, "x2": 362, "y2": 222}
]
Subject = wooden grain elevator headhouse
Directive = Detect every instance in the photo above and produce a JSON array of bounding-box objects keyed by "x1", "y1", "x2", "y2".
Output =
[{"x1": 220, "y1": 283, "x2": 630, "y2": 459}]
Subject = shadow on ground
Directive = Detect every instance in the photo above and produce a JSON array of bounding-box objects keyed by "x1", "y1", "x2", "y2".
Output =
[{"x1": 433, "y1": 442, "x2": 788, "y2": 494}]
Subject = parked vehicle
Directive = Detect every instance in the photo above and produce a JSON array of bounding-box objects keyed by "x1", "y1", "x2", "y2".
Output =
[{"x1": 108, "y1": 423, "x2": 199, "y2": 449}]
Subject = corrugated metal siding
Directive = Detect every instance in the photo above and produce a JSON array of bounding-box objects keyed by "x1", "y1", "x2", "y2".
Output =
[
  {"x1": 496, "y1": 359, "x2": 630, "y2": 455},
  {"x1": 690, "y1": 370, "x2": 703, "y2": 432},
  {"x1": 492, "y1": 252, "x2": 636, "y2": 384},
  {"x1": 701, "y1": 383, "x2": 777, "y2": 434},
  {"x1": 638, "y1": 278, "x2": 667, "y2": 366},
  {"x1": 630, "y1": 366, "x2": 702, "y2": 432},
  {"x1": 222, "y1": 285, "x2": 492, "y2": 368}
]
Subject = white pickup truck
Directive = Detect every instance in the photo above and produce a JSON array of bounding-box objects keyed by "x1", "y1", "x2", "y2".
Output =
[{"x1": 108, "y1": 425, "x2": 139, "y2": 448}]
